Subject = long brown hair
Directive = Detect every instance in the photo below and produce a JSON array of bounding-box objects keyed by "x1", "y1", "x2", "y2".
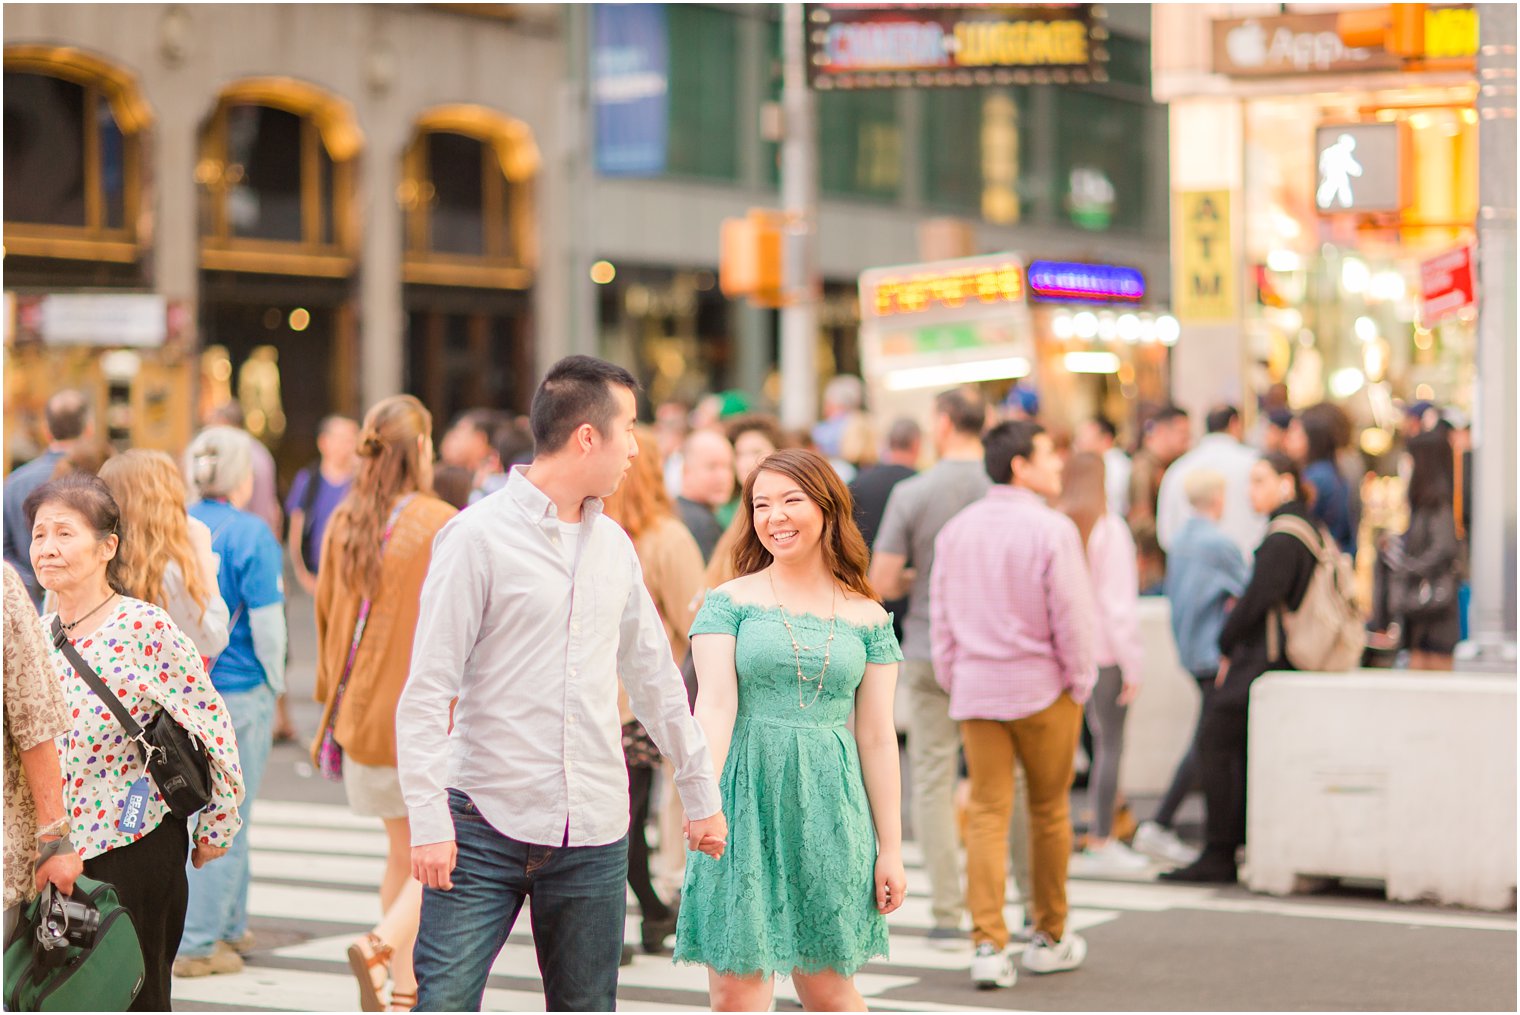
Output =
[
  {"x1": 329, "y1": 395, "x2": 433, "y2": 599},
  {"x1": 1057, "y1": 451, "x2": 1106, "y2": 552},
  {"x1": 731, "y1": 448, "x2": 876, "y2": 602},
  {"x1": 601, "y1": 426, "x2": 675, "y2": 542},
  {"x1": 98, "y1": 450, "x2": 213, "y2": 616}
]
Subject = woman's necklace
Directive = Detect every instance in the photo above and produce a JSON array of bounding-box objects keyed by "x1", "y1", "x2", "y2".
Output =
[
  {"x1": 60, "y1": 591, "x2": 117, "y2": 634},
  {"x1": 768, "y1": 569, "x2": 836, "y2": 710}
]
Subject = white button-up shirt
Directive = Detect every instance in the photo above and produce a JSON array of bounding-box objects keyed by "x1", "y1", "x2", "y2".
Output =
[
  {"x1": 1155, "y1": 434, "x2": 1267, "y2": 559},
  {"x1": 397, "y1": 467, "x2": 721, "y2": 848}
]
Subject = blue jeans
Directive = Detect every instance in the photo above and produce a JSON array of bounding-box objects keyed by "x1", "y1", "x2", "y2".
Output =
[
  {"x1": 413, "y1": 790, "x2": 628, "y2": 1012},
  {"x1": 179, "y1": 682, "x2": 275, "y2": 958}
]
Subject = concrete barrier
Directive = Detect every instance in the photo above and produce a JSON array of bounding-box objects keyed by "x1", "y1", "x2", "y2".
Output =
[
  {"x1": 1246, "y1": 670, "x2": 1517, "y2": 910},
  {"x1": 1118, "y1": 597, "x2": 1202, "y2": 797}
]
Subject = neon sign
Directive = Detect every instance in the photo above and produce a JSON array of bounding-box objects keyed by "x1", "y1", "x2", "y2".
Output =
[
  {"x1": 867, "y1": 260, "x2": 1025, "y2": 319},
  {"x1": 1027, "y1": 260, "x2": 1145, "y2": 303}
]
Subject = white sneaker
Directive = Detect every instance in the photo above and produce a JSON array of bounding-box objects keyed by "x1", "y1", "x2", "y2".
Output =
[
  {"x1": 1133, "y1": 821, "x2": 1202, "y2": 867},
  {"x1": 970, "y1": 942, "x2": 1017, "y2": 989},
  {"x1": 1022, "y1": 931, "x2": 1087, "y2": 974},
  {"x1": 1070, "y1": 839, "x2": 1152, "y2": 877}
]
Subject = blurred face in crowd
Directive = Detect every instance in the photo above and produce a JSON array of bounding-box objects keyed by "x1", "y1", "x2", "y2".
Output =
[
  {"x1": 581, "y1": 386, "x2": 639, "y2": 499},
  {"x1": 1282, "y1": 419, "x2": 1309, "y2": 464},
  {"x1": 1161, "y1": 416, "x2": 1192, "y2": 463},
  {"x1": 1249, "y1": 458, "x2": 1296, "y2": 516},
  {"x1": 653, "y1": 402, "x2": 689, "y2": 459},
  {"x1": 1073, "y1": 421, "x2": 1113, "y2": 455},
  {"x1": 1012, "y1": 432, "x2": 1064, "y2": 500},
  {"x1": 318, "y1": 418, "x2": 360, "y2": 475},
  {"x1": 681, "y1": 430, "x2": 734, "y2": 508},
  {"x1": 733, "y1": 430, "x2": 777, "y2": 486},
  {"x1": 751, "y1": 468, "x2": 824, "y2": 564},
  {"x1": 440, "y1": 419, "x2": 493, "y2": 472},
  {"x1": 30, "y1": 503, "x2": 116, "y2": 596}
]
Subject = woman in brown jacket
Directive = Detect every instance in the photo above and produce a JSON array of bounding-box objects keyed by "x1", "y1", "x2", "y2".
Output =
[
  {"x1": 312, "y1": 395, "x2": 456, "y2": 1011},
  {"x1": 602, "y1": 425, "x2": 707, "y2": 957}
]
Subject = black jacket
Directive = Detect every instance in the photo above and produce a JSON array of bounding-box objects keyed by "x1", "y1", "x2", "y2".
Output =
[{"x1": 1215, "y1": 501, "x2": 1319, "y2": 707}]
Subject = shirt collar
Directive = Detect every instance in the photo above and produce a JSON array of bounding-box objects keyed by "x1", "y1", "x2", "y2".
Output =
[
  {"x1": 504, "y1": 465, "x2": 604, "y2": 524},
  {"x1": 987, "y1": 484, "x2": 1048, "y2": 507}
]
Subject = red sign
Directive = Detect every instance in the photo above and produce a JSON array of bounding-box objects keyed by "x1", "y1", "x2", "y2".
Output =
[{"x1": 1420, "y1": 246, "x2": 1475, "y2": 325}]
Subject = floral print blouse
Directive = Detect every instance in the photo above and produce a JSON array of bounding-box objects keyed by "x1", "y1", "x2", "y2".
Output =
[{"x1": 44, "y1": 596, "x2": 245, "y2": 861}]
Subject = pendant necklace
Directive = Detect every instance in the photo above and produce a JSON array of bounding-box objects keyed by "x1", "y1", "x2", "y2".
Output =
[
  {"x1": 60, "y1": 592, "x2": 117, "y2": 634},
  {"x1": 768, "y1": 568, "x2": 836, "y2": 710}
]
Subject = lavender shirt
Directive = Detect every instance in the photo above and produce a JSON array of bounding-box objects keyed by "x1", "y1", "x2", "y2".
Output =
[{"x1": 929, "y1": 485, "x2": 1098, "y2": 722}]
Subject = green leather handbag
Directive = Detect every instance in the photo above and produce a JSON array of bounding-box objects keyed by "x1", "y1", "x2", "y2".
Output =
[{"x1": 3, "y1": 876, "x2": 144, "y2": 1012}]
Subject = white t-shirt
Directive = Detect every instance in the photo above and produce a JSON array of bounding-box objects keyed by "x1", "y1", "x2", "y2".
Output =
[{"x1": 555, "y1": 520, "x2": 581, "y2": 571}]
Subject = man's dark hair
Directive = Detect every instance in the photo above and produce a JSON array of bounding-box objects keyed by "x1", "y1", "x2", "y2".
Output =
[
  {"x1": 491, "y1": 418, "x2": 534, "y2": 469},
  {"x1": 45, "y1": 390, "x2": 92, "y2": 442},
  {"x1": 934, "y1": 386, "x2": 986, "y2": 436},
  {"x1": 1090, "y1": 416, "x2": 1118, "y2": 442},
  {"x1": 529, "y1": 355, "x2": 640, "y2": 455},
  {"x1": 983, "y1": 420, "x2": 1044, "y2": 485},
  {"x1": 1206, "y1": 405, "x2": 1240, "y2": 435},
  {"x1": 1153, "y1": 404, "x2": 1188, "y2": 427},
  {"x1": 451, "y1": 408, "x2": 504, "y2": 439}
]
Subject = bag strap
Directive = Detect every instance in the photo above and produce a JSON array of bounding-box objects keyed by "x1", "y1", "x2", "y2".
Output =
[
  {"x1": 327, "y1": 495, "x2": 417, "y2": 705},
  {"x1": 50, "y1": 616, "x2": 156, "y2": 762},
  {"x1": 1267, "y1": 514, "x2": 1331, "y2": 562}
]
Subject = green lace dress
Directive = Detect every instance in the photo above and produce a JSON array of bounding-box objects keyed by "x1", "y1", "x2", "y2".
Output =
[{"x1": 673, "y1": 589, "x2": 904, "y2": 978}]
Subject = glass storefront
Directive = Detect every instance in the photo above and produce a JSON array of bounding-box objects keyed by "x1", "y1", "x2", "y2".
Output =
[{"x1": 1242, "y1": 83, "x2": 1478, "y2": 458}]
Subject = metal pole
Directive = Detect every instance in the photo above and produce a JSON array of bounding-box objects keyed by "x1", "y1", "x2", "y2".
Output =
[
  {"x1": 1458, "y1": 3, "x2": 1518, "y2": 670},
  {"x1": 779, "y1": 2, "x2": 819, "y2": 431}
]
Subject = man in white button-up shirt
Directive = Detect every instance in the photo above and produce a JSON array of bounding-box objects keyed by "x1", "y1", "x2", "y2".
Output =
[
  {"x1": 1155, "y1": 406, "x2": 1267, "y2": 560},
  {"x1": 398, "y1": 356, "x2": 726, "y2": 1012}
]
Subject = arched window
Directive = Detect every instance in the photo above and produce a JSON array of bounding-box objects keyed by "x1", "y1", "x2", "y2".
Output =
[
  {"x1": 198, "y1": 79, "x2": 361, "y2": 276},
  {"x1": 401, "y1": 106, "x2": 538, "y2": 289},
  {"x1": 3, "y1": 46, "x2": 151, "y2": 262}
]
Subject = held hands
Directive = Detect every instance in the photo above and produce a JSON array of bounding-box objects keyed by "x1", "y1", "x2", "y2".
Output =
[
  {"x1": 684, "y1": 812, "x2": 728, "y2": 860},
  {"x1": 1117, "y1": 680, "x2": 1141, "y2": 707},
  {"x1": 191, "y1": 842, "x2": 229, "y2": 869},
  {"x1": 34, "y1": 851, "x2": 82, "y2": 895},
  {"x1": 412, "y1": 840, "x2": 458, "y2": 890},
  {"x1": 874, "y1": 852, "x2": 907, "y2": 915}
]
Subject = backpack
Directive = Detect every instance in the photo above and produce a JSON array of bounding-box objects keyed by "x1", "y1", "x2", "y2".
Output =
[{"x1": 1265, "y1": 514, "x2": 1366, "y2": 672}]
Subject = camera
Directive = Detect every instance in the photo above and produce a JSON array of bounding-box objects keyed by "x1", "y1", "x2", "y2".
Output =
[{"x1": 35, "y1": 887, "x2": 99, "y2": 953}]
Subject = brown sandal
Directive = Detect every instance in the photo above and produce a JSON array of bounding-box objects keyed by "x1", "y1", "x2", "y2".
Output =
[
  {"x1": 387, "y1": 989, "x2": 417, "y2": 1012},
  {"x1": 346, "y1": 932, "x2": 393, "y2": 1013}
]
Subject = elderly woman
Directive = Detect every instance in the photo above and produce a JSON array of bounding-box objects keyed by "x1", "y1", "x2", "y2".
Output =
[
  {"x1": 178, "y1": 426, "x2": 288, "y2": 978},
  {"x1": 26, "y1": 474, "x2": 244, "y2": 1011}
]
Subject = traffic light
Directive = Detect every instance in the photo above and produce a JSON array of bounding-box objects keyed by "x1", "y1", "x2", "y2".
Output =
[
  {"x1": 719, "y1": 209, "x2": 785, "y2": 308},
  {"x1": 1336, "y1": 4, "x2": 1426, "y2": 58}
]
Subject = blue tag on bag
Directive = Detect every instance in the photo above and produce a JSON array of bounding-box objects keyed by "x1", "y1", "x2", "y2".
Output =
[{"x1": 119, "y1": 777, "x2": 151, "y2": 833}]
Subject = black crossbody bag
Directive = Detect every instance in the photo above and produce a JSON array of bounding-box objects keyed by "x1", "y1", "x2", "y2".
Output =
[{"x1": 51, "y1": 616, "x2": 214, "y2": 819}]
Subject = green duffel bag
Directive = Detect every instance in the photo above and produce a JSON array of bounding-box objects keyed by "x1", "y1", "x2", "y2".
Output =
[{"x1": 3, "y1": 876, "x2": 144, "y2": 1012}]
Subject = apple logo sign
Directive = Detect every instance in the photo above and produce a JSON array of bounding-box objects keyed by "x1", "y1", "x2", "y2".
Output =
[{"x1": 1226, "y1": 20, "x2": 1268, "y2": 67}]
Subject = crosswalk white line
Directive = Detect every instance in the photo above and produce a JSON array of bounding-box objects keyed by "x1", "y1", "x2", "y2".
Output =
[{"x1": 178, "y1": 796, "x2": 1516, "y2": 1012}]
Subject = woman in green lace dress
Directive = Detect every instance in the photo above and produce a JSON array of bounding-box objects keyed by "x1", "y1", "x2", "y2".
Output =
[{"x1": 675, "y1": 448, "x2": 905, "y2": 1011}]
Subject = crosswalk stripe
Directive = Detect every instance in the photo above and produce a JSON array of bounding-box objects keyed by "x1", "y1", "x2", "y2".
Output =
[{"x1": 177, "y1": 796, "x2": 1516, "y2": 1011}]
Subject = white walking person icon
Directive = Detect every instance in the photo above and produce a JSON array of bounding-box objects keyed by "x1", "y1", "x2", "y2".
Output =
[{"x1": 1317, "y1": 133, "x2": 1363, "y2": 210}]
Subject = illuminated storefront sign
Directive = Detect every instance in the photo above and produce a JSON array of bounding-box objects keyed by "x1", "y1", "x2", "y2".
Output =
[
  {"x1": 863, "y1": 257, "x2": 1026, "y2": 320},
  {"x1": 1028, "y1": 260, "x2": 1144, "y2": 303},
  {"x1": 806, "y1": 4, "x2": 1106, "y2": 89}
]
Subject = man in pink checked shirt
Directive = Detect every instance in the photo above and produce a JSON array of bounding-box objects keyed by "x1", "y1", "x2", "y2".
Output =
[{"x1": 930, "y1": 419, "x2": 1099, "y2": 991}]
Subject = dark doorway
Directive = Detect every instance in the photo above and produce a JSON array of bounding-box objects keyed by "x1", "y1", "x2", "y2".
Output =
[
  {"x1": 403, "y1": 285, "x2": 533, "y2": 441},
  {"x1": 199, "y1": 271, "x2": 356, "y2": 494}
]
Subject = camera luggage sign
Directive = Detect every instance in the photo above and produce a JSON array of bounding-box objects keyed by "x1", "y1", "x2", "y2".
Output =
[{"x1": 806, "y1": 4, "x2": 1105, "y2": 89}]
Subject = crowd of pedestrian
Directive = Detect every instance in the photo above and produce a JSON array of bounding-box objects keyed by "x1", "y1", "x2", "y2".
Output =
[{"x1": 0, "y1": 360, "x2": 1472, "y2": 1010}]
